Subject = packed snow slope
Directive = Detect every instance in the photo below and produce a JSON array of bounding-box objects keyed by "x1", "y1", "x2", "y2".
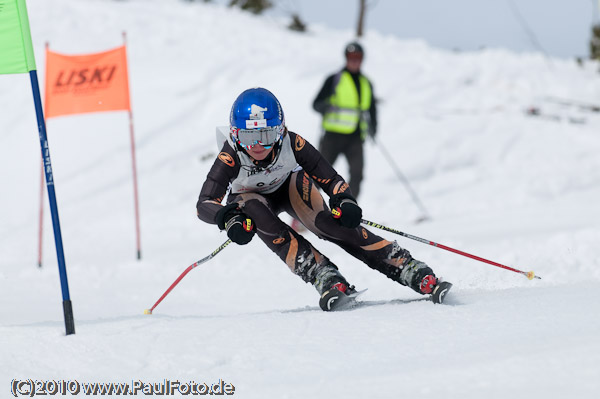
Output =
[{"x1": 1, "y1": 0, "x2": 600, "y2": 398}]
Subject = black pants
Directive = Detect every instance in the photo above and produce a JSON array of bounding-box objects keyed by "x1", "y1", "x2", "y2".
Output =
[
  {"x1": 227, "y1": 171, "x2": 415, "y2": 287},
  {"x1": 319, "y1": 131, "x2": 364, "y2": 198}
]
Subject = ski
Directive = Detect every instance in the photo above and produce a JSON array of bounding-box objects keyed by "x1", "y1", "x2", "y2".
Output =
[
  {"x1": 319, "y1": 281, "x2": 452, "y2": 311},
  {"x1": 319, "y1": 288, "x2": 367, "y2": 311},
  {"x1": 431, "y1": 281, "x2": 452, "y2": 304}
]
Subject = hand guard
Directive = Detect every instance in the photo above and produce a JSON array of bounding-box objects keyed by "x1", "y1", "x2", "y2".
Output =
[
  {"x1": 329, "y1": 192, "x2": 362, "y2": 228},
  {"x1": 215, "y1": 203, "x2": 255, "y2": 245}
]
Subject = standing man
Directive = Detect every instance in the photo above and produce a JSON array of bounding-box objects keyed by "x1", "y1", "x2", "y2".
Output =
[{"x1": 313, "y1": 41, "x2": 377, "y2": 199}]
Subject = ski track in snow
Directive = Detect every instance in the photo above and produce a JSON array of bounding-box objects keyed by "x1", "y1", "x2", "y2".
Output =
[{"x1": 1, "y1": 1, "x2": 599, "y2": 398}]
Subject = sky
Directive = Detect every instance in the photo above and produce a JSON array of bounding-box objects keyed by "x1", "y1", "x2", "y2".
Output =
[{"x1": 268, "y1": 0, "x2": 598, "y2": 59}]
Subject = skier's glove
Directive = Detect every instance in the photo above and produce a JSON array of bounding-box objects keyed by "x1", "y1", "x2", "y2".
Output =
[
  {"x1": 329, "y1": 192, "x2": 362, "y2": 228},
  {"x1": 216, "y1": 203, "x2": 255, "y2": 245}
]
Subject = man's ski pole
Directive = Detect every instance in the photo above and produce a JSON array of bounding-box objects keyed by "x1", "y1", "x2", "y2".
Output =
[
  {"x1": 372, "y1": 138, "x2": 431, "y2": 223},
  {"x1": 144, "y1": 239, "x2": 233, "y2": 315},
  {"x1": 361, "y1": 219, "x2": 541, "y2": 280}
]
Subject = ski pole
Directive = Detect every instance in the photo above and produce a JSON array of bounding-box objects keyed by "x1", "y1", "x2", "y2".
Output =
[
  {"x1": 372, "y1": 137, "x2": 431, "y2": 223},
  {"x1": 144, "y1": 239, "x2": 233, "y2": 315},
  {"x1": 361, "y1": 219, "x2": 541, "y2": 280}
]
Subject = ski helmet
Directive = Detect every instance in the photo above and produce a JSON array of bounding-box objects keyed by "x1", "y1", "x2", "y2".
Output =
[
  {"x1": 229, "y1": 87, "x2": 285, "y2": 151},
  {"x1": 344, "y1": 41, "x2": 364, "y2": 58}
]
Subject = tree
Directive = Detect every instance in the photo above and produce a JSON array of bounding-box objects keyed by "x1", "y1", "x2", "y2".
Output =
[
  {"x1": 228, "y1": 0, "x2": 273, "y2": 15},
  {"x1": 356, "y1": 0, "x2": 366, "y2": 37},
  {"x1": 591, "y1": 24, "x2": 600, "y2": 61},
  {"x1": 288, "y1": 13, "x2": 307, "y2": 32}
]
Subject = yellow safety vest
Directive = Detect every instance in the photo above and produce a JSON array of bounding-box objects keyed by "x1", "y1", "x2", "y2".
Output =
[{"x1": 322, "y1": 71, "x2": 372, "y2": 139}]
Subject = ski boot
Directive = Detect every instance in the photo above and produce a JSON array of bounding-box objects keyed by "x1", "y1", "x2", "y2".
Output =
[
  {"x1": 314, "y1": 263, "x2": 359, "y2": 311},
  {"x1": 432, "y1": 280, "x2": 452, "y2": 304},
  {"x1": 403, "y1": 259, "x2": 452, "y2": 304},
  {"x1": 319, "y1": 282, "x2": 361, "y2": 311},
  {"x1": 419, "y1": 274, "x2": 452, "y2": 304}
]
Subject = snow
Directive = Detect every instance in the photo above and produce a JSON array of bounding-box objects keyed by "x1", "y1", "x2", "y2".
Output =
[{"x1": 1, "y1": 0, "x2": 600, "y2": 397}]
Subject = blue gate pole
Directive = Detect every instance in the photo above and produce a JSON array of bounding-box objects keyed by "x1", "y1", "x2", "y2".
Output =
[{"x1": 29, "y1": 70, "x2": 75, "y2": 335}]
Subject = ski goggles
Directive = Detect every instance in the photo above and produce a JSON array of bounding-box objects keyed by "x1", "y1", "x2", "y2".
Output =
[{"x1": 232, "y1": 124, "x2": 284, "y2": 150}]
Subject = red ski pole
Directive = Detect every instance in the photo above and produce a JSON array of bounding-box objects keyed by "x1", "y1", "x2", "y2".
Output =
[
  {"x1": 361, "y1": 219, "x2": 541, "y2": 280},
  {"x1": 144, "y1": 239, "x2": 232, "y2": 315}
]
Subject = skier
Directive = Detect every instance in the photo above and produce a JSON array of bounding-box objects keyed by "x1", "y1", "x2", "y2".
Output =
[{"x1": 196, "y1": 88, "x2": 450, "y2": 310}]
